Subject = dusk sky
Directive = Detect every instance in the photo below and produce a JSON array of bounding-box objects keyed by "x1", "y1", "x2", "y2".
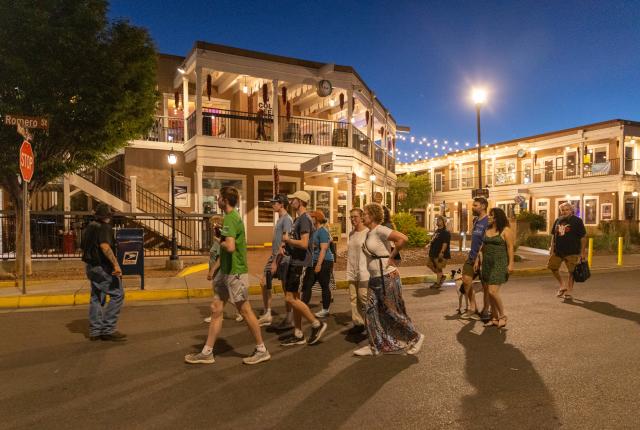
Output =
[{"x1": 110, "y1": 0, "x2": 640, "y2": 162}]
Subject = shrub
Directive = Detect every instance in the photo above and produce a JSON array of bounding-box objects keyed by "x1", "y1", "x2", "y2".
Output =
[
  {"x1": 522, "y1": 234, "x2": 552, "y2": 250},
  {"x1": 392, "y1": 212, "x2": 417, "y2": 233},
  {"x1": 516, "y1": 211, "x2": 546, "y2": 232},
  {"x1": 406, "y1": 226, "x2": 430, "y2": 247}
]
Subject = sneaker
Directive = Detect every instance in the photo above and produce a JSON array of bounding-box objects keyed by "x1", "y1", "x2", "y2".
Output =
[
  {"x1": 353, "y1": 345, "x2": 374, "y2": 356},
  {"x1": 307, "y1": 321, "x2": 328, "y2": 345},
  {"x1": 407, "y1": 333, "x2": 425, "y2": 355},
  {"x1": 184, "y1": 351, "x2": 215, "y2": 364},
  {"x1": 243, "y1": 348, "x2": 271, "y2": 365},
  {"x1": 235, "y1": 314, "x2": 244, "y2": 322},
  {"x1": 314, "y1": 309, "x2": 330, "y2": 318},
  {"x1": 280, "y1": 334, "x2": 306, "y2": 347},
  {"x1": 100, "y1": 332, "x2": 127, "y2": 342},
  {"x1": 479, "y1": 312, "x2": 491, "y2": 323},
  {"x1": 460, "y1": 311, "x2": 480, "y2": 320},
  {"x1": 257, "y1": 313, "x2": 272, "y2": 327},
  {"x1": 203, "y1": 316, "x2": 212, "y2": 323}
]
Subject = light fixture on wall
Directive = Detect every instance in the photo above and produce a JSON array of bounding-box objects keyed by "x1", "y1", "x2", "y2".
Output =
[{"x1": 242, "y1": 77, "x2": 248, "y2": 94}]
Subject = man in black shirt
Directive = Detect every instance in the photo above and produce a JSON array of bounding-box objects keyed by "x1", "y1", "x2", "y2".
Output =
[
  {"x1": 548, "y1": 202, "x2": 587, "y2": 299},
  {"x1": 427, "y1": 215, "x2": 451, "y2": 288},
  {"x1": 81, "y1": 204, "x2": 126, "y2": 341}
]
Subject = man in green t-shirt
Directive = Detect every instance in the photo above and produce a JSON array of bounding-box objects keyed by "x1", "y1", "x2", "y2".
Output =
[{"x1": 185, "y1": 186, "x2": 270, "y2": 366}]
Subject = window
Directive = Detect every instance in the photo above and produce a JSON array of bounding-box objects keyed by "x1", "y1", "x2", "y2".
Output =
[
  {"x1": 255, "y1": 180, "x2": 297, "y2": 224},
  {"x1": 584, "y1": 197, "x2": 598, "y2": 225},
  {"x1": 522, "y1": 161, "x2": 532, "y2": 184},
  {"x1": 202, "y1": 177, "x2": 244, "y2": 215},
  {"x1": 461, "y1": 166, "x2": 474, "y2": 188},
  {"x1": 495, "y1": 159, "x2": 516, "y2": 185},
  {"x1": 485, "y1": 160, "x2": 493, "y2": 186},
  {"x1": 543, "y1": 158, "x2": 554, "y2": 182},
  {"x1": 566, "y1": 151, "x2": 578, "y2": 177},
  {"x1": 558, "y1": 199, "x2": 581, "y2": 218},
  {"x1": 625, "y1": 145, "x2": 635, "y2": 172},
  {"x1": 497, "y1": 201, "x2": 516, "y2": 218},
  {"x1": 536, "y1": 199, "x2": 549, "y2": 232},
  {"x1": 306, "y1": 187, "x2": 333, "y2": 221},
  {"x1": 449, "y1": 166, "x2": 459, "y2": 189},
  {"x1": 434, "y1": 172, "x2": 443, "y2": 192}
]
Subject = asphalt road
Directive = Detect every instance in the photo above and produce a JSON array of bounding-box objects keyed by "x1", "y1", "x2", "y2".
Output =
[{"x1": 1, "y1": 271, "x2": 639, "y2": 430}]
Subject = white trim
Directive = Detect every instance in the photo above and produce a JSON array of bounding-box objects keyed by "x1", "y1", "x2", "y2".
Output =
[
  {"x1": 253, "y1": 175, "x2": 300, "y2": 227},
  {"x1": 583, "y1": 195, "x2": 599, "y2": 225},
  {"x1": 304, "y1": 185, "x2": 334, "y2": 223}
]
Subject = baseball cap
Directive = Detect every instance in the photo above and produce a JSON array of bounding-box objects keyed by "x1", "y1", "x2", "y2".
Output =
[
  {"x1": 287, "y1": 190, "x2": 310, "y2": 203},
  {"x1": 269, "y1": 193, "x2": 289, "y2": 206}
]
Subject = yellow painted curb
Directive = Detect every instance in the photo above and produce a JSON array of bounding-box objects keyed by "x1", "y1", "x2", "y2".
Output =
[
  {"x1": 0, "y1": 296, "x2": 20, "y2": 307},
  {"x1": 125, "y1": 289, "x2": 189, "y2": 301},
  {"x1": 177, "y1": 263, "x2": 209, "y2": 278}
]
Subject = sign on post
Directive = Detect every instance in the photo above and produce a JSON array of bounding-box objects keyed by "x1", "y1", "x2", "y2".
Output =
[
  {"x1": 3, "y1": 114, "x2": 49, "y2": 130},
  {"x1": 19, "y1": 141, "x2": 35, "y2": 182}
]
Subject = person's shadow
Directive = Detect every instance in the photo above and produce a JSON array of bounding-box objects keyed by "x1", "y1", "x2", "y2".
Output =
[
  {"x1": 457, "y1": 322, "x2": 562, "y2": 429},
  {"x1": 563, "y1": 299, "x2": 640, "y2": 325}
]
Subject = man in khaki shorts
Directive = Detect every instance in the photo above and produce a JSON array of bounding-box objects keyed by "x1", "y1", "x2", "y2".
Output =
[
  {"x1": 185, "y1": 186, "x2": 270, "y2": 365},
  {"x1": 548, "y1": 202, "x2": 587, "y2": 300}
]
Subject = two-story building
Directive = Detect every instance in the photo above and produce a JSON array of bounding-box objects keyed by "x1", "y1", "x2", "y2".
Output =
[{"x1": 398, "y1": 119, "x2": 640, "y2": 234}]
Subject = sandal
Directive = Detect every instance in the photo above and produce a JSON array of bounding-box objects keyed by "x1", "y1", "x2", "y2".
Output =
[
  {"x1": 563, "y1": 294, "x2": 573, "y2": 301},
  {"x1": 497, "y1": 316, "x2": 508, "y2": 329},
  {"x1": 556, "y1": 288, "x2": 567, "y2": 298},
  {"x1": 484, "y1": 319, "x2": 498, "y2": 327}
]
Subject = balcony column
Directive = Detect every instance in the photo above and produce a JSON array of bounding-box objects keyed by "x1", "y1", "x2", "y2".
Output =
[
  {"x1": 618, "y1": 184, "x2": 625, "y2": 220},
  {"x1": 272, "y1": 79, "x2": 279, "y2": 143},
  {"x1": 195, "y1": 165, "x2": 203, "y2": 214},
  {"x1": 383, "y1": 111, "x2": 389, "y2": 202},
  {"x1": 580, "y1": 135, "x2": 585, "y2": 178},
  {"x1": 195, "y1": 66, "x2": 203, "y2": 136},
  {"x1": 347, "y1": 87, "x2": 353, "y2": 150},
  {"x1": 368, "y1": 93, "x2": 374, "y2": 160},
  {"x1": 182, "y1": 75, "x2": 189, "y2": 141},
  {"x1": 129, "y1": 176, "x2": 138, "y2": 213},
  {"x1": 619, "y1": 130, "x2": 625, "y2": 177},
  {"x1": 345, "y1": 172, "x2": 352, "y2": 237}
]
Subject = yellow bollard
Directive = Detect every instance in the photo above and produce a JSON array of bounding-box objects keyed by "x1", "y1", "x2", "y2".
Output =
[
  {"x1": 588, "y1": 238, "x2": 593, "y2": 268},
  {"x1": 617, "y1": 236, "x2": 623, "y2": 266}
]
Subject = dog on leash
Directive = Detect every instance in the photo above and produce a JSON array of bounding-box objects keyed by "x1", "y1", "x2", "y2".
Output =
[{"x1": 450, "y1": 268, "x2": 467, "y2": 314}]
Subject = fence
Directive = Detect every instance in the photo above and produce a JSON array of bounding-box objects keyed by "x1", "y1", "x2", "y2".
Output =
[{"x1": 0, "y1": 211, "x2": 214, "y2": 260}]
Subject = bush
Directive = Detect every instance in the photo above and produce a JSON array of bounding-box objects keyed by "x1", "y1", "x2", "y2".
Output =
[
  {"x1": 406, "y1": 226, "x2": 430, "y2": 247},
  {"x1": 522, "y1": 234, "x2": 552, "y2": 250},
  {"x1": 516, "y1": 211, "x2": 546, "y2": 232},
  {"x1": 392, "y1": 212, "x2": 417, "y2": 233}
]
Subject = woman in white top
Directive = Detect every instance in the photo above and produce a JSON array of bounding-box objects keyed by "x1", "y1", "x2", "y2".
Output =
[
  {"x1": 346, "y1": 208, "x2": 369, "y2": 334},
  {"x1": 354, "y1": 203, "x2": 424, "y2": 356}
]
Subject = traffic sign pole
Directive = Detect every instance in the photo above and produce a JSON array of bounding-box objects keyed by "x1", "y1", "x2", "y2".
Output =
[{"x1": 22, "y1": 180, "x2": 27, "y2": 295}]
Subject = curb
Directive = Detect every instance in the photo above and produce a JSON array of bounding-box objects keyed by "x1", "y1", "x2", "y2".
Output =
[{"x1": 0, "y1": 265, "x2": 635, "y2": 309}]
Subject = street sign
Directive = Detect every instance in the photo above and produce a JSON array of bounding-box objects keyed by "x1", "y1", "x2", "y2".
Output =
[
  {"x1": 3, "y1": 114, "x2": 49, "y2": 130},
  {"x1": 472, "y1": 188, "x2": 489, "y2": 199},
  {"x1": 19, "y1": 141, "x2": 35, "y2": 182}
]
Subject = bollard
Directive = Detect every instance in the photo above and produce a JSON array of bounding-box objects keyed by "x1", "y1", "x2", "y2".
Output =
[
  {"x1": 588, "y1": 237, "x2": 593, "y2": 268},
  {"x1": 617, "y1": 236, "x2": 623, "y2": 266}
]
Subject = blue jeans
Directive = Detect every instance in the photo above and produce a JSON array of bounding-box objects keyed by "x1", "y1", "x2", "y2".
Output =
[{"x1": 85, "y1": 264, "x2": 124, "y2": 337}]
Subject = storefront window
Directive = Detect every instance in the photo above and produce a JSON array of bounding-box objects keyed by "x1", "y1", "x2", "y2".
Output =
[
  {"x1": 566, "y1": 152, "x2": 578, "y2": 177},
  {"x1": 495, "y1": 160, "x2": 516, "y2": 185},
  {"x1": 308, "y1": 189, "x2": 332, "y2": 220},
  {"x1": 256, "y1": 181, "x2": 296, "y2": 223},
  {"x1": 522, "y1": 161, "x2": 532, "y2": 184},
  {"x1": 202, "y1": 178, "x2": 243, "y2": 214},
  {"x1": 584, "y1": 198, "x2": 597, "y2": 225},
  {"x1": 461, "y1": 166, "x2": 474, "y2": 188},
  {"x1": 625, "y1": 145, "x2": 635, "y2": 172}
]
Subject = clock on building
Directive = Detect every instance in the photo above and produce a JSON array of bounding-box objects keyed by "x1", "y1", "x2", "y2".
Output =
[
  {"x1": 517, "y1": 149, "x2": 526, "y2": 158},
  {"x1": 317, "y1": 79, "x2": 333, "y2": 97}
]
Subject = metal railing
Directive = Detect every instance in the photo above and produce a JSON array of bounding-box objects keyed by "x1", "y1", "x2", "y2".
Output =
[
  {"x1": 203, "y1": 108, "x2": 273, "y2": 141},
  {"x1": 145, "y1": 116, "x2": 184, "y2": 143},
  {"x1": 0, "y1": 212, "x2": 213, "y2": 259},
  {"x1": 388, "y1": 156, "x2": 396, "y2": 173},
  {"x1": 374, "y1": 145, "x2": 385, "y2": 166},
  {"x1": 186, "y1": 111, "x2": 197, "y2": 140},
  {"x1": 352, "y1": 127, "x2": 370, "y2": 156},
  {"x1": 279, "y1": 116, "x2": 347, "y2": 146},
  {"x1": 78, "y1": 167, "x2": 131, "y2": 203}
]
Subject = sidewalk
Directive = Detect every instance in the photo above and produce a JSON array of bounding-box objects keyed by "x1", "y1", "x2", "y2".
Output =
[{"x1": 1, "y1": 252, "x2": 638, "y2": 309}]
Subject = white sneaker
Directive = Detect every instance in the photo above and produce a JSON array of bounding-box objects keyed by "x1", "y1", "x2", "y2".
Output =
[
  {"x1": 353, "y1": 345, "x2": 374, "y2": 356},
  {"x1": 203, "y1": 316, "x2": 212, "y2": 323},
  {"x1": 407, "y1": 333, "x2": 425, "y2": 355},
  {"x1": 314, "y1": 309, "x2": 330, "y2": 318},
  {"x1": 235, "y1": 314, "x2": 244, "y2": 322},
  {"x1": 257, "y1": 313, "x2": 272, "y2": 327}
]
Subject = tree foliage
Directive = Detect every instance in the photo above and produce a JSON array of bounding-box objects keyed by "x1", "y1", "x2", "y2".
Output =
[
  {"x1": 396, "y1": 172, "x2": 431, "y2": 213},
  {"x1": 0, "y1": 0, "x2": 158, "y2": 201}
]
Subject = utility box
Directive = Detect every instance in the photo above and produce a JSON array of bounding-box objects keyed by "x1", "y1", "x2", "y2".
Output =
[{"x1": 115, "y1": 228, "x2": 145, "y2": 289}]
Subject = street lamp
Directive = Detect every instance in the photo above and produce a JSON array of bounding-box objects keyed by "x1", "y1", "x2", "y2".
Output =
[
  {"x1": 167, "y1": 149, "x2": 178, "y2": 263},
  {"x1": 472, "y1": 87, "x2": 487, "y2": 190},
  {"x1": 370, "y1": 174, "x2": 376, "y2": 198}
]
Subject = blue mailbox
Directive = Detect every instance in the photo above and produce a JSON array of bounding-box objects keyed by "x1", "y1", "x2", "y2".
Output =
[{"x1": 115, "y1": 228, "x2": 145, "y2": 289}]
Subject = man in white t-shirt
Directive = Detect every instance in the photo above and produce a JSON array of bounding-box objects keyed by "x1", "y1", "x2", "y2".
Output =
[{"x1": 346, "y1": 208, "x2": 369, "y2": 335}]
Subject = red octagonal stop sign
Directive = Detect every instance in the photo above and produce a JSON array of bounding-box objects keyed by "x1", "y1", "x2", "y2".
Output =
[{"x1": 19, "y1": 140, "x2": 35, "y2": 182}]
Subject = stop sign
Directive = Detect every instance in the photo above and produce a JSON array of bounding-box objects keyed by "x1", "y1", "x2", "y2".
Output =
[{"x1": 19, "y1": 140, "x2": 35, "y2": 182}]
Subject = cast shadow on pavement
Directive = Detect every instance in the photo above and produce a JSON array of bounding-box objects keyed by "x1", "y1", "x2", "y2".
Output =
[
  {"x1": 457, "y1": 322, "x2": 562, "y2": 429},
  {"x1": 412, "y1": 287, "x2": 442, "y2": 298},
  {"x1": 66, "y1": 319, "x2": 90, "y2": 338},
  {"x1": 563, "y1": 298, "x2": 640, "y2": 325}
]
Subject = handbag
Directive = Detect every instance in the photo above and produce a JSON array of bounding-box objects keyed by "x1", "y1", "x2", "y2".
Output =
[{"x1": 573, "y1": 260, "x2": 590, "y2": 283}]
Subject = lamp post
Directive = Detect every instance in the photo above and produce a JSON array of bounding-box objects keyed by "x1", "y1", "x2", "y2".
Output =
[
  {"x1": 167, "y1": 149, "x2": 179, "y2": 264},
  {"x1": 369, "y1": 174, "x2": 376, "y2": 200},
  {"x1": 472, "y1": 88, "x2": 487, "y2": 190}
]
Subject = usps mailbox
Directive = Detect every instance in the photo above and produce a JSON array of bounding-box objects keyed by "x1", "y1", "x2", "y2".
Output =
[{"x1": 115, "y1": 228, "x2": 145, "y2": 289}]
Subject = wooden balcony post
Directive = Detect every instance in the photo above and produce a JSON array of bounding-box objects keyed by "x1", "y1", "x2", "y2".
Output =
[
  {"x1": 195, "y1": 66, "x2": 203, "y2": 136},
  {"x1": 272, "y1": 79, "x2": 279, "y2": 142},
  {"x1": 182, "y1": 76, "x2": 189, "y2": 141}
]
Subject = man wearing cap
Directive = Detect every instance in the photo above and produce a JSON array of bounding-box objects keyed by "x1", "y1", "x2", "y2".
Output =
[
  {"x1": 257, "y1": 193, "x2": 293, "y2": 327},
  {"x1": 80, "y1": 203, "x2": 126, "y2": 341},
  {"x1": 280, "y1": 190, "x2": 328, "y2": 346}
]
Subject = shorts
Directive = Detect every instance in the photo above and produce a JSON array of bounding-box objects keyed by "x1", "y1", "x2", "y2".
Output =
[
  {"x1": 427, "y1": 256, "x2": 447, "y2": 272},
  {"x1": 284, "y1": 265, "x2": 307, "y2": 293},
  {"x1": 213, "y1": 271, "x2": 249, "y2": 303},
  {"x1": 462, "y1": 261, "x2": 477, "y2": 278},
  {"x1": 547, "y1": 255, "x2": 579, "y2": 273}
]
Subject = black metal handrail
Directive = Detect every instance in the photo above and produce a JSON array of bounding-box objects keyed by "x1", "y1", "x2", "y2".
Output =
[
  {"x1": 352, "y1": 127, "x2": 370, "y2": 156},
  {"x1": 203, "y1": 108, "x2": 273, "y2": 141},
  {"x1": 279, "y1": 116, "x2": 347, "y2": 146}
]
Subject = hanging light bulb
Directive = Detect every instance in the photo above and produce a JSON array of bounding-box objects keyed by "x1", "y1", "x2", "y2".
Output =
[
  {"x1": 242, "y1": 77, "x2": 248, "y2": 94},
  {"x1": 329, "y1": 99, "x2": 335, "y2": 107}
]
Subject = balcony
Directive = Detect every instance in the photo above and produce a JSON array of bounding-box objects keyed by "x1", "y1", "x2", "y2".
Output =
[{"x1": 145, "y1": 116, "x2": 183, "y2": 143}]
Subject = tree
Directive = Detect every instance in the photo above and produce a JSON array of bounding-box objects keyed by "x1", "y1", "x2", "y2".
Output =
[
  {"x1": 0, "y1": 0, "x2": 158, "y2": 274},
  {"x1": 396, "y1": 173, "x2": 431, "y2": 213}
]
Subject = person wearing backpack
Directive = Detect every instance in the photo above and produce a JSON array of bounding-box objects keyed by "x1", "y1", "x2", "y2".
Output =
[
  {"x1": 301, "y1": 211, "x2": 334, "y2": 318},
  {"x1": 80, "y1": 204, "x2": 126, "y2": 342}
]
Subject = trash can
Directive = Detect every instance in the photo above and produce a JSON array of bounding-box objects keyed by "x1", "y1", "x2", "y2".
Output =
[
  {"x1": 115, "y1": 228, "x2": 145, "y2": 289},
  {"x1": 63, "y1": 231, "x2": 76, "y2": 255}
]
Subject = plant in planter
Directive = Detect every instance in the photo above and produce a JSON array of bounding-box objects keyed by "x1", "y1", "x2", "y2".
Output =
[{"x1": 516, "y1": 211, "x2": 546, "y2": 232}]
